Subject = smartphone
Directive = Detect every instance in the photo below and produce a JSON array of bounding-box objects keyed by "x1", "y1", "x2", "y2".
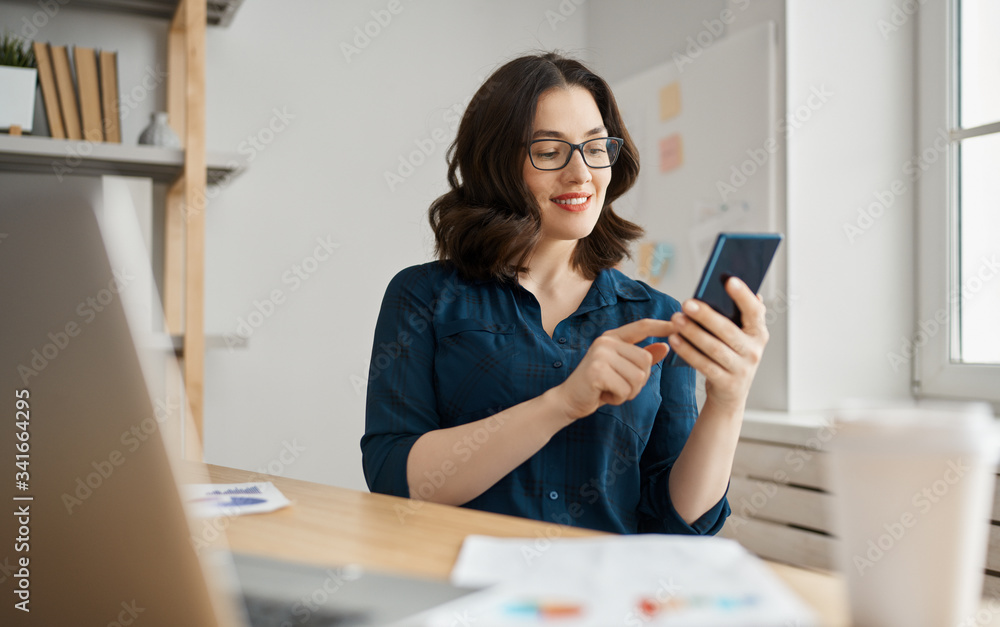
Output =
[{"x1": 665, "y1": 232, "x2": 783, "y2": 367}]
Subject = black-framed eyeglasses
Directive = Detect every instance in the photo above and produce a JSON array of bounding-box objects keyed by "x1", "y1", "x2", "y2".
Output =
[{"x1": 527, "y1": 137, "x2": 624, "y2": 171}]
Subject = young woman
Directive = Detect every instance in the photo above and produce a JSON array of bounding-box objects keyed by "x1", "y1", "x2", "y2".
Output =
[{"x1": 360, "y1": 52, "x2": 769, "y2": 535}]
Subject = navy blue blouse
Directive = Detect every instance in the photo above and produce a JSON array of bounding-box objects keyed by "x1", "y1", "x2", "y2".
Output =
[{"x1": 360, "y1": 261, "x2": 729, "y2": 535}]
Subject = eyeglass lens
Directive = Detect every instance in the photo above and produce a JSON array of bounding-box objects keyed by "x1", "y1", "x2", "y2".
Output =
[{"x1": 529, "y1": 138, "x2": 622, "y2": 170}]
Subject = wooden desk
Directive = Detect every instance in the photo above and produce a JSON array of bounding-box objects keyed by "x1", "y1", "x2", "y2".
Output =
[{"x1": 188, "y1": 464, "x2": 850, "y2": 626}]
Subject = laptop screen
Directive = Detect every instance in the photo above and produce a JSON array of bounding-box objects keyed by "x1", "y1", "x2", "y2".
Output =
[{"x1": 0, "y1": 174, "x2": 236, "y2": 626}]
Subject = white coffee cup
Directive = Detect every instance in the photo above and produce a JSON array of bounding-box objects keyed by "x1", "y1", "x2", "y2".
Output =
[{"x1": 827, "y1": 400, "x2": 1000, "y2": 627}]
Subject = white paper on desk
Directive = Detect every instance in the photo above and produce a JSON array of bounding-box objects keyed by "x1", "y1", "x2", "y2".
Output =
[
  {"x1": 182, "y1": 482, "x2": 291, "y2": 518},
  {"x1": 401, "y1": 535, "x2": 818, "y2": 627}
]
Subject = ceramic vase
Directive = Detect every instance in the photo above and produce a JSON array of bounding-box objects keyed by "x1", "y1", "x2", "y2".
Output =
[{"x1": 138, "y1": 112, "x2": 181, "y2": 148}]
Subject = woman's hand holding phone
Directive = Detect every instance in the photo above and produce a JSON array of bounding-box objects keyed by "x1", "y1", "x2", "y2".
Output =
[
  {"x1": 550, "y1": 278, "x2": 770, "y2": 422},
  {"x1": 668, "y1": 277, "x2": 770, "y2": 410}
]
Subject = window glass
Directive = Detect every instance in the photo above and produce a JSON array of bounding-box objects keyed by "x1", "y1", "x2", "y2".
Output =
[
  {"x1": 958, "y1": 132, "x2": 1000, "y2": 363},
  {"x1": 960, "y1": 0, "x2": 1000, "y2": 128}
]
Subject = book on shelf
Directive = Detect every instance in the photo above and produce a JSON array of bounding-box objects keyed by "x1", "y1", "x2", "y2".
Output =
[
  {"x1": 49, "y1": 45, "x2": 82, "y2": 140},
  {"x1": 74, "y1": 46, "x2": 104, "y2": 143},
  {"x1": 22, "y1": 42, "x2": 121, "y2": 143},
  {"x1": 32, "y1": 42, "x2": 66, "y2": 139},
  {"x1": 98, "y1": 50, "x2": 121, "y2": 143}
]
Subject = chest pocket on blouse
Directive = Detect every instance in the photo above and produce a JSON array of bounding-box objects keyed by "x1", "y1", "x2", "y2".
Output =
[
  {"x1": 434, "y1": 319, "x2": 517, "y2": 426},
  {"x1": 593, "y1": 361, "x2": 663, "y2": 444}
]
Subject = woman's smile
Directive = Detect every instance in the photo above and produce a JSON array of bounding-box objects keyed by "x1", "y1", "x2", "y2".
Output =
[{"x1": 551, "y1": 192, "x2": 592, "y2": 212}]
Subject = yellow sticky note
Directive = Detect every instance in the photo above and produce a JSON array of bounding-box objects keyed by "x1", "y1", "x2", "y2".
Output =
[
  {"x1": 659, "y1": 82, "x2": 681, "y2": 121},
  {"x1": 638, "y1": 242, "x2": 654, "y2": 278}
]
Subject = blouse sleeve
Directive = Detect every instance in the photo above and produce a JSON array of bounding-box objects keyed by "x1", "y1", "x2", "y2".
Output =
[
  {"x1": 636, "y1": 361, "x2": 732, "y2": 535},
  {"x1": 360, "y1": 266, "x2": 442, "y2": 498}
]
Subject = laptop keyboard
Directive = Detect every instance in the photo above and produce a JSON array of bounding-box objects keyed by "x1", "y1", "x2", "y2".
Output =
[{"x1": 242, "y1": 594, "x2": 368, "y2": 627}]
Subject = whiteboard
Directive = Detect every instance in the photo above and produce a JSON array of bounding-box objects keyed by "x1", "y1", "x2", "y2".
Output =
[{"x1": 613, "y1": 22, "x2": 778, "y2": 301}]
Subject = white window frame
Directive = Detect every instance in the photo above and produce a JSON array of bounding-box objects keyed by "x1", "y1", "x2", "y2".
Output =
[{"x1": 915, "y1": 0, "x2": 1000, "y2": 404}]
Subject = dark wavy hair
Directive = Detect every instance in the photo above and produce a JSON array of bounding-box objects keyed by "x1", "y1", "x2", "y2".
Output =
[{"x1": 428, "y1": 52, "x2": 642, "y2": 282}]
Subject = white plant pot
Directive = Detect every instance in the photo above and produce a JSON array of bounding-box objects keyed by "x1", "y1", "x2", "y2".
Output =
[{"x1": 0, "y1": 66, "x2": 38, "y2": 133}]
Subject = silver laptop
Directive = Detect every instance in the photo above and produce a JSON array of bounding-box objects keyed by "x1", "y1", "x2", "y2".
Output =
[{"x1": 0, "y1": 174, "x2": 473, "y2": 626}]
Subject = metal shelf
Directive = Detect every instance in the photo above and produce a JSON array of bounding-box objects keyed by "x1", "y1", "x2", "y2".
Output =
[
  {"x1": 167, "y1": 334, "x2": 248, "y2": 356},
  {"x1": 0, "y1": 135, "x2": 244, "y2": 185}
]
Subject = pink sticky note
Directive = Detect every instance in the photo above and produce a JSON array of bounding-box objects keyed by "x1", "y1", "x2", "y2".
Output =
[{"x1": 659, "y1": 133, "x2": 683, "y2": 173}]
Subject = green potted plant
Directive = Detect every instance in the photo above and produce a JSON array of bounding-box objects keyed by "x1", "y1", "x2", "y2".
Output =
[{"x1": 0, "y1": 31, "x2": 37, "y2": 133}]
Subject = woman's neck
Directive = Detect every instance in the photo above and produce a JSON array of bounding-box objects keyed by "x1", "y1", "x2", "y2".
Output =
[{"x1": 519, "y1": 239, "x2": 585, "y2": 292}]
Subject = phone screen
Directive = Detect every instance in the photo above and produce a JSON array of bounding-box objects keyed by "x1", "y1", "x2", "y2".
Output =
[{"x1": 665, "y1": 232, "x2": 782, "y2": 367}]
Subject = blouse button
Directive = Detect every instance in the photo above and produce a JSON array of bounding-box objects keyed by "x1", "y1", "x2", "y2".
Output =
[
  {"x1": 549, "y1": 491, "x2": 559, "y2": 500},
  {"x1": 557, "y1": 337, "x2": 567, "y2": 344},
  {"x1": 553, "y1": 361, "x2": 563, "y2": 368}
]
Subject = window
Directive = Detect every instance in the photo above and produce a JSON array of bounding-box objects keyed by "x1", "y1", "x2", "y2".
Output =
[{"x1": 916, "y1": 0, "x2": 1000, "y2": 402}]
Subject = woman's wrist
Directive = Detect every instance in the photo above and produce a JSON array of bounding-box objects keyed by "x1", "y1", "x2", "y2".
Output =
[
  {"x1": 700, "y1": 392, "x2": 746, "y2": 423},
  {"x1": 539, "y1": 385, "x2": 579, "y2": 429}
]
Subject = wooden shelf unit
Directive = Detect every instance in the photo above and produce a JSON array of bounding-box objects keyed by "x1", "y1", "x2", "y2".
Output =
[
  {"x1": 1, "y1": 0, "x2": 242, "y2": 456},
  {"x1": 165, "y1": 0, "x2": 208, "y2": 458}
]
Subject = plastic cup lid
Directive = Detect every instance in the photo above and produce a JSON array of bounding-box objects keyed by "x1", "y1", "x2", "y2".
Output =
[{"x1": 827, "y1": 399, "x2": 1000, "y2": 459}]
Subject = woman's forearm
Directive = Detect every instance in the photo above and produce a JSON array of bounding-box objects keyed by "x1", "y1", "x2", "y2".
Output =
[
  {"x1": 406, "y1": 388, "x2": 573, "y2": 506},
  {"x1": 667, "y1": 396, "x2": 744, "y2": 524}
]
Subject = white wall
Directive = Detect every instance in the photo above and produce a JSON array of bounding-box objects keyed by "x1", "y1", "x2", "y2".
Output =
[
  {"x1": 2, "y1": 0, "x2": 917, "y2": 489},
  {"x1": 589, "y1": 0, "x2": 916, "y2": 413},
  {"x1": 584, "y1": 0, "x2": 728, "y2": 83},
  {"x1": 199, "y1": 1, "x2": 589, "y2": 490},
  {"x1": 587, "y1": 0, "x2": 792, "y2": 412},
  {"x1": 785, "y1": 0, "x2": 914, "y2": 410}
]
